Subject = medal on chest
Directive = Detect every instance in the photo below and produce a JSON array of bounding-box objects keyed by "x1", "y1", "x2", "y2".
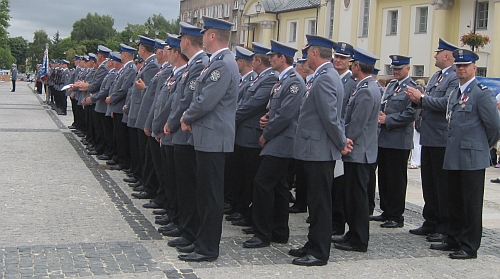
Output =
[{"x1": 272, "y1": 82, "x2": 282, "y2": 95}]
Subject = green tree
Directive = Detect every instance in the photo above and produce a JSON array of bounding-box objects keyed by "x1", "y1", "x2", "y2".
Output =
[
  {"x1": 144, "y1": 14, "x2": 179, "y2": 40},
  {"x1": 26, "y1": 29, "x2": 50, "y2": 72},
  {"x1": 0, "y1": 0, "x2": 10, "y2": 47},
  {"x1": 70, "y1": 13, "x2": 116, "y2": 41},
  {"x1": 0, "y1": 46, "x2": 14, "y2": 69},
  {"x1": 8, "y1": 37, "x2": 28, "y2": 67},
  {"x1": 50, "y1": 37, "x2": 78, "y2": 60}
]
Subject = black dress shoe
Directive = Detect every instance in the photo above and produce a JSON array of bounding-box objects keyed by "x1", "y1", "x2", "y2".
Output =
[
  {"x1": 123, "y1": 177, "x2": 138, "y2": 183},
  {"x1": 288, "y1": 247, "x2": 307, "y2": 257},
  {"x1": 289, "y1": 191, "x2": 296, "y2": 203},
  {"x1": 167, "y1": 236, "x2": 192, "y2": 247},
  {"x1": 306, "y1": 216, "x2": 310, "y2": 223},
  {"x1": 242, "y1": 227, "x2": 255, "y2": 234},
  {"x1": 178, "y1": 252, "x2": 217, "y2": 262},
  {"x1": 448, "y1": 250, "x2": 476, "y2": 259},
  {"x1": 87, "y1": 151, "x2": 101, "y2": 156},
  {"x1": 176, "y1": 244, "x2": 195, "y2": 253},
  {"x1": 426, "y1": 233, "x2": 446, "y2": 242},
  {"x1": 231, "y1": 219, "x2": 251, "y2": 227},
  {"x1": 380, "y1": 220, "x2": 403, "y2": 228},
  {"x1": 155, "y1": 214, "x2": 168, "y2": 219},
  {"x1": 223, "y1": 207, "x2": 235, "y2": 215},
  {"x1": 331, "y1": 230, "x2": 344, "y2": 236},
  {"x1": 126, "y1": 172, "x2": 135, "y2": 178},
  {"x1": 133, "y1": 185, "x2": 145, "y2": 192},
  {"x1": 334, "y1": 242, "x2": 367, "y2": 252},
  {"x1": 155, "y1": 216, "x2": 172, "y2": 225},
  {"x1": 292, "y1": 254, "x2": 327, "y2": 266},
  {"x1": 131, "y1": 192, "x2": 153, "y2": 199},
  {"x1": 143, "y1": 201, "x2": 161, "y2": 209},
  {"x1": 331, "y1": 235, "x2": 348, "y2": 244},
  {"x1": 225, "y1": 212, "x2": 244, "y2": 221},
  {"x1": 106, "y1": 160, "x2": 117, "y2": 165},
  {"x1": 158, "y1": 222, "x2": 176, "y2": 233},
  {"x1": 369, "y1": 214, "x2": 387, "y2": 222},
  {"x1": 430, "y1": 242, "x2": 459, "y2": 251},
  {"x1": 129, "y1": 181, "x2": 142, "y2": 188},
  {"x1": 243, "y1": 237, "x2": 270, "y2": 248},
  {"x1": 153, "y1": 209, "x2": 168, "y2": 215},
  {"x1": 96, "y1": 154, "x2": 110, "y2": 160},
  {"x1": 162, "y1": 228, "x2": 181, "y2": 237},
  {"x1": 68, "y1": 125, "x2": 76, "y2": 129},
  {"x1": 109, "y1": 165, "x2": 123, "y2": 170},
  {"x1": 409, "y1": 226, "x2": 435, "y2": 235},
  {"x1": 490, "y1": 178, "x2": 500, "y2": 183},
  {"x1": 289, "y1": 205, "x2": 307, "y2": 213}
]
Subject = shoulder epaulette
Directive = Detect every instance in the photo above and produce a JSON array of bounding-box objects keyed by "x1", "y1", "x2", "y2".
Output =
[
  {"x1": 360, "y1": 82, "x2": 368, "y2": 88},
  {"x1": 320, "y1": 69, "x2": 327, "y2": 75},
  {"x1": 478, "y1": 83, "x2": 488, "y2": 90},
  {"x1": 388, "y1": 79, "x2": 397, "y2": 84},
  {"x1": 410, "y1": 80, "x2": 418, "y2": 86},
  {"x1": 289, "y1": 73, "x2": 296, "y2": 77},
  {"x1": 268, "y1": 72, "x2": 275, "y2": 76},
  {"x1": 128, "y1": 63, "x2": 134, "y2": 68},
  {"x1": 249, "y1": 75, "x2": 255, "y2": 81},
  {"x1": 195, "y1": 59, "x2": 202, "y2": 64}
]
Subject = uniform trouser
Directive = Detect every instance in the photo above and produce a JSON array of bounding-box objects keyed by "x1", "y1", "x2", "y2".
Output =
[
  {"x1": 377, "y1": 147, "x2": 410, "y2": 224},
  {"x1": 223, "y1": 147, "x2": 245, "y2": 209},
  {"x1": 76, "y1": 105, "x2": 86, "y2": 133},
  {"x1": 148, "y1": 137, "x2": 165, "y2": 206},
  {"x1": 302, "y1": 160, "x2": 335, "y2": 262},
  {"x1": 161, "y1": 144, "x2": 178, "y2": 223},
  {"x1": 61, "y1": 93, "x2": 67, "y2": 113},
  {"x1": 193, "y1": 151, "x2": 226, "y2": 258},
  {"x1": 288, "y1": 159, "x2": 307, "y2": 209},
  {"x1": 84, "y1": 104, "x2": 95, "y2": 143},
  {"x1": 112, "y1": 113, "x2": 130, "y2": 169},
  {"x1": 252, "y1": 156, "x2": 291, "y2": 244},
  {"x1": 343, "y1": 162, "x2": 370, "y2": 249},
  {"x1": 137, "y1": 129, "x2": 148, "y2": 180},
  {"x1": 70, "y1": 98, "x2": 77, "y2": 126},
  {"x1": 174, "y1": 144, "x2": 198, "y2": 243},
  {"x1": 49, "y1": 86, "x2": 54, "y2": 102},
  {"x1": 445, "y1": 169, "x2": 485, "y2": 256},
  {"x1": 421, "y1": 146, "x2": 449, "y2": 234},
  {"x1": 37, "y1": 81, "x2": 43, "y2": 94},
  {"x1": 53, "y1": 90, "x2": 61, "y2": 109},
  {"x1": 367, "y1": 162, "x2": 377, "y2": 215},
  {"x1": 236, "y1": 145, "x2": 262, "y2": 222},
  {"x1": 332, "y1": 173, "x2": 346, "y2": 233},
  {"x1": 92, "y1": 110, "x2": 106, "y2": 154},
  {"x1": 101, "y1": 115, "x2": 114, "y2": 157},
  {"x1": 11, "y1": 80, "x2": 16, "y2": 91},
  {"x1": 129, "y1": 128, "x2": 142, "y2": 179}
]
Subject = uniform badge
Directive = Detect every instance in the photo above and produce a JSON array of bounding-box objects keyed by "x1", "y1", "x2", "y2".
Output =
[
  {"x1": 188, "y1": 80, "x2": 196, "y2": 91},
  {"x1": 210, "y1": 70, "x2": 221, "y2": 82},
  {"x1": 461, "y1": 104, "x2": 466, "y2": 108},
  {"x1": 290, "y1": 84, "x2": 299, "y2": 95}
]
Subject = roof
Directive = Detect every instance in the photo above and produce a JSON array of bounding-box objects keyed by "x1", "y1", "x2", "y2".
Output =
[{"x1": 262, "y1": 0, "x2": 321, "y2": 13}]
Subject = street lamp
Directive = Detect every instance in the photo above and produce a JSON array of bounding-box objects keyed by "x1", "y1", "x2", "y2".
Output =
[{"x1": 242, "y1": 1, "x2": 263, "y2": 48}]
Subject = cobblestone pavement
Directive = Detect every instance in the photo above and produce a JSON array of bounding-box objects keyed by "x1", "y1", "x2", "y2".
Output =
[{"x1": 1, "y1": 82, "x2": 500, "y2": 278}]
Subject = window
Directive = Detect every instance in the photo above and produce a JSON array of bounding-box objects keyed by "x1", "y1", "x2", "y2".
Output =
[
  {"x1": 413, "y1": 65, "x2": 424, "y2": 77},
  {"x1": 232, "y1": 16, "x2": 238, "y2": 31},
  {"x1": 208, "y1": 6, "x2": 214, "y2": 17},
  {"x1": 224, "y1": 3, "x2": 231, "y2": 17},
  {"x1": 416, "y1": 7, "x2": 428, "y2": 33},
  {"x1": 234, "y1": 1, "x2": 240, "y2": 10},
  {"x1": 288, "y1": 21, "x2": 298, "y2": 42},
  {"x1": 187, "y1": 11, "x2": 192, "y2": 23},
  {"x1": 476, "y1": 2, "x2": 489, "y2": 29},
  {"x1": 194, "y1": 9, "x2": 198, "y2": 18},
  {"x1": 476, "y1": 67, "x2": 487, "y2": 77},
  {"x1": 385, "y1": 64, "x2": 393, "y2": 76},
  {"x1": 360, "y1": 0, "x2": 370, "y2": 37},
  {"x1": 387, "y1": 10, "x2": 398, "y2": 35},
  {"x1": 216, "y1": 5, "x2": 223, "y2": 18},
  {"x1": 307, "y1": 19, "x2": 317, "y2": 35},
  {"x1": 328, "y1": 0, "x2": 335, "y2": 39}
]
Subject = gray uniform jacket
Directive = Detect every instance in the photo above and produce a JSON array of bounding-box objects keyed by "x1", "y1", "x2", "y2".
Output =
[
  {"x1": 109, "y1": 61, "x2": 137, "y2": 114},
  {"x1": 443, "y1": 79, "x2": 500, "y2": 170},
  {"x1": 92, "y1": 69, "x2": 117, "y2": 114},
  {"x1": 139, "y1": 63, "x2": 172, "y2": 131},
  {"x1": 78, "y1": 69, "x2": 95, "y2": 104},
  {"x1": 127, "y1": 55, "x2": 159, "y2": 128},
  {"x1": 342, "y1": 76, "x2": 381, "y2": 164},
  {"x1": 88, "y1": 61, "x2": 108, "y2": 98},
  {"x1": 168, "y1": 52, "x2": 209, "y2": 145},
  {"x1": 341, "y1": 71, "x2": 357, "y2": 118},
  {"x1": 415, "y1": 65, "x2": 459, "y2": 147},
  {"x1": 261, "y1": 68, "x2": 305, "y2": 158},
  {"x1": 238, "y1": 71, "x2": 258, "y2": 102},
  {"x1": 378, "y1": 77, "x2": 420, "y2": 150},
  {"x1": 153, "y1": 66, "x2": 187, "y2": 145},
  {"x1": 182, "y1": 49, "x2": 239, "y2": 152},
  {"x1": 60, "y1": 69, "x2": 71, "y2": 96},
  {"x1": 11, "y1": 69, "x2": 18, "y2": 80},
  {"x1": 235, "y1": 68, "x2": 278, "y2": 148},
  {"x1": 293, "y1": 62, "x2": 346, "y2": 161}
]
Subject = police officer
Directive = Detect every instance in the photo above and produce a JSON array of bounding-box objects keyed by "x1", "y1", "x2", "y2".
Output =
[
  {"x1": 405, "y1": 39, "x2": 459, "y2": 242},
  {"x1": 177, "y1": 16, "x2": 239, "y2": 262},
  {"x1": 373, "y1": 55, "x2": 421, "y2": 228},
  {"x1": 333, "y1": 47, "x2": 380, "y2": 253},
  {"x1": 68, "y1": 56, "x2": 83, "y2": 130},
  {"x1": 57, "y1": 60, "x2": 71, "y2": 115},
  {"x1": 289, "y1": 35, "x2": 350, "y2": 266},
  {"x1": 430, "y1": 49, "x2": 500, "y2": 259},
  {"x1": 333, "y1": 42, "x2": 357, "y2": 116},
  {"x1": 242, "y1": 39, "x2": 304, "y2": 249},
  {"x1": 10, "y1": 63, "x2": 18, "y2": 92}
]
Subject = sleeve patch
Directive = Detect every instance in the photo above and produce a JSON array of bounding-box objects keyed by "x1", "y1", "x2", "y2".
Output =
[
  {"x1": 188, "y1": 80, "x2": 196, "y2": 91},
  {"x1": 290, "y1": 84, "x2": 299, "y2": 95},
  {"x1": 210, "y1": 70, "x2": 221, "y2": 82}
]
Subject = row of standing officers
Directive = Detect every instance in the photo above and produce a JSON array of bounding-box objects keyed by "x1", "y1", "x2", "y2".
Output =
[{"x1": 56, "y1": 15, "x2": 499, "y2": 265}]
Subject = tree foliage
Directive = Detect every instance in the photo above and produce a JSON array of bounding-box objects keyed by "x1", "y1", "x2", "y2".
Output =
[
  {"x1": 26, "y1": 29, "x2": 50, "y2": 72},
  {"x1": 70, "y1": 13, "x2": 116, "y2": 42},
  {"x1": 8, "y1": 36, "x2": 27, "y2": 66},
  {"x1": 0, "y1": 0, "x2": 10, "y2": 47}
]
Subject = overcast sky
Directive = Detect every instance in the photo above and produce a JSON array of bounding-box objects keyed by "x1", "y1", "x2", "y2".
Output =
[{"x1": 7, "y1": 0, "x2": 180, "y2": 41}]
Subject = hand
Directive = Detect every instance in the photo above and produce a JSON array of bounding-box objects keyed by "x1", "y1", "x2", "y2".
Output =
[
  {"x1": 85, "y1": 97, "x2": 91, "y2": 104},
  {"x1": 405, "y1": 86, "x2": 422, "y2": 103},
  {"x1": 497, "y1": 101, "x2": 500, "y2": 110},
  {"x1": 258, "y1": 135, "x2": 266, "y2": 147},
  {"x1": 144, "y1": 128, "x2": 151, "y2": 137},
  {"x1": 70, "y1": 93, "x2": 75, "y2": 99},
  {"x1": 111, "y1": 112, "x2": 114, "y2": 118},
  {"x1": 136, "y1": 78, "x2": 145, "y2": 91},
  {"x1": 378, "y1": 111, "x2": 386, "y2": 124},
  {"x1": 341, "y1": 138, "x2": 354, "y2": 155},
  {"x1": 164, "y1": 123, "x2": 171, "y2": 135},
  {"x1": 260, "y1": 113, "x2": 269, "y2": 129},
  {"x1": 180, "y1": 116, "x2": 192, "y2": 132},
  {"x1": 105, "y1": 96, "x2": 111, "y2": 104},
  {"x1": 155, "y1": 137, "x2": 161, "y2": 143}
]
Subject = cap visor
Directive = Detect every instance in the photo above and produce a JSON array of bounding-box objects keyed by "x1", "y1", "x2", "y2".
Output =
[
  {"x1": 334, "y1": 52, "x2": 351, "y2": 58},
  {"x1": 266, "y1": 50, "x2": 276, "y2": 55},
  {"x1": 390, "y1": 65, "x2": 405, "y2": 69},
  {"x1": 454, "y1": 61, "x2": 473, "y2": 65}
]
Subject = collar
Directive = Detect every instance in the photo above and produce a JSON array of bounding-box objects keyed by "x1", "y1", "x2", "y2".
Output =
[
  {"x1": 161, "y1": 62, "x2": 169, "y2": 68},
  {"x1": 123, "y1": 60, "x2": 134, "y2": 68},
  {"x1": 279, "y1": 66, "x2": 294, "y2": 80},
  {"x1": 356, "y1": 75, "x2": 372, "y2": 86},
  {"x1": 173, "y1": 64, "x2": 187, "y2": 75},
  {"x1": 241, "y1": 70, "x2": 254, "y2": 81},
  {"x1": 145, "y1": 53, "x2": 156, "y2": 62},
  {"x1": 188, "y1": 50, "x2": 205, "y2": 66},
  {"x1": 459, "y1": 77, "x2": 476, "y2": 93},
  {"x1": 306, "y1": 73, "x2": 315, "y2": 83},
  {"x1": 313, "y1": 62, "x2": 331, "y2": 76},
  {"x1": 441, "y1": 65, "x2": 452, "y2": 74},
  {"x1": 339, "y1": 70, "x2": 351, "y2": 79},
  {"x1": 397, "y1": 75, "x2": 410, "y2": 85},
  {"x1": 209, "y1": 48, "x2": 229, "y2": 62}
]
